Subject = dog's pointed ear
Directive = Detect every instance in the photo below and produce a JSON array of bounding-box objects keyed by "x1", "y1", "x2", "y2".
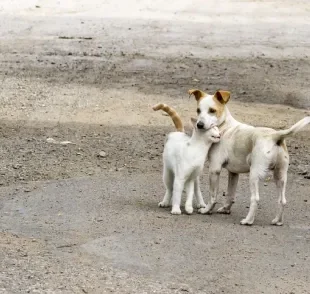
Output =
[
  {"x1": 188, "y1": 89, "x2": 206, "y2": 101},
  {"x1": 214, "y1": 90, "x2": 231, "y2": 104},
  {"x1": 190, "y1": 117, "x2": 197, "y2": 128}
]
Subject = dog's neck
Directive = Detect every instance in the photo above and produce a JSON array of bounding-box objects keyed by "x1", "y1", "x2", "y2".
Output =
[
  {"x1": 188, "y1": 129, "x2": 213, "y2": 151},
  {"x1": 219, "y1": 107, "x2": 240, "y2": 133}
]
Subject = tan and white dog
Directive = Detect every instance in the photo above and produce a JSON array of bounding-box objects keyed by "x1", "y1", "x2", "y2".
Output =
[{"x1": 189, "y1": 89, "x2": 310, "y2": 225}]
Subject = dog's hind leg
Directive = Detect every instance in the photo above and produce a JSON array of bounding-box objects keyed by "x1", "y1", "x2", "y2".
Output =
[
  {"x1": 171, "y1": 177, "x2": 185, "y2": 215},
  {"x1": 271, "y1": 162, "x2": 288, "y2": 226},
  {"x1": 194, "y1": 177, "x2": 207, "y2": 209},
  {"x1": 159, "y1": 168, "x2": 173, "y2": 208},
  {"x1": 217, "y1": 172, "x2": 239, "y2": 214},
  {"x1": 240, "y1": 161, "x2": 268, "y2": 225},
  {"x1": 185, "y1": 180, "x2": 195, "y2": 214},
  {"x1": 240, "y1": 170, "x2": 261, "y2": 225}
]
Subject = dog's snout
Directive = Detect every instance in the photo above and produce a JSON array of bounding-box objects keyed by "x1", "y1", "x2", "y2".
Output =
[{"x1": 197, "y1": 121, "x2": 204, "y2": 129}]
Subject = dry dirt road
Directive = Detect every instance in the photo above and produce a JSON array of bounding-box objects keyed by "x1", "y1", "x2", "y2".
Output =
[{"x1": 0, "y1": 1, "x2": 310, "y2": 293}]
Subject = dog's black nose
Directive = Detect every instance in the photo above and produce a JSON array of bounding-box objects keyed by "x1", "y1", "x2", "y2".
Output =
[{"x1": 197, "y1": 121, "x2": 204, "y2": 129}]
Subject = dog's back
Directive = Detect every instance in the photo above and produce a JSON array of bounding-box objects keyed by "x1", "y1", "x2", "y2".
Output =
[{"x1": 163, "y1": 132, "x2": 189, "y2": 171}]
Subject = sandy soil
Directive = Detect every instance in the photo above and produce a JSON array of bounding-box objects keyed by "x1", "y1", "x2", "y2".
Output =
[{"x1": 0, "y1": 1, "x2": 310, "y2": 293}]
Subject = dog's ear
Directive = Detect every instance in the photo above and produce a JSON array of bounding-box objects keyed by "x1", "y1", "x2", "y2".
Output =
[
  {"x1": 214, "y1": 90, "x2": 230, "y2": 104},
  {"x1": 190, "y1": 117, "x2": 198, "y2": 128},
  {"x1": 188, "y1": 89, "x2": 206, "y2": 101}
]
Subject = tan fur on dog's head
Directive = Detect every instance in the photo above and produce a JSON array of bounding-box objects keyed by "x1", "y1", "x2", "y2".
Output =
[
  {"x1": 212, "y1": 90, "x2": 231, "y2": 118},
  {"x1": 188, "y1": 89, "x2": 208, "y2": 102},
  {"x1": 189, "y1": 88, "x2": 231, "y2": 128}
]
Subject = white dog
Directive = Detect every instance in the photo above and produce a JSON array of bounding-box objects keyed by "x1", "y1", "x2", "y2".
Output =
[
  {"x1": 189, "y1": 89, "x2": 310, "y2": 225},
  {"x1": 153, "y1": 103, "x2": 221, "y2": 215}
]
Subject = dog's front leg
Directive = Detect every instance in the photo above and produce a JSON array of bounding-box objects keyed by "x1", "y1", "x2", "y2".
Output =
[
  {"x1": 217, "y1": 172, "x2": 239, "y2": 214},
  {"x1": 199, "y1": 170, "x2": 220, "y2": 214},
  {"x1": 171, "y1": 178, "x2": 184, "y2": 215},
  {"x1": 194, "y1": 177, "x2": 207, "y2": 209}
]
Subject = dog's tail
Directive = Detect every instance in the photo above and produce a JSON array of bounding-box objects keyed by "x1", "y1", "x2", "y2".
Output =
[
  {"x1": 152, "y1": 103, "x2": 184, "y2": 132},
  {"x1": 272, "y1": 116, "x2": 310, "y2": 144}
]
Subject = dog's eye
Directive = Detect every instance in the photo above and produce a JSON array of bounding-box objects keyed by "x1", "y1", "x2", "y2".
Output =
[
  {"x1": 209, "y1": 108, "x2": 216, "y2": 114},
  {"x1": 197, "y1": 108, "x2": 201, "y2": 114}
]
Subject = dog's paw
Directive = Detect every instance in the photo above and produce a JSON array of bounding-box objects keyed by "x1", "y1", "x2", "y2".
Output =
[
  {"x1": 217, "y1": 206, "x2": 231, "y2": 214},
  {"x1": 185, "y1": 206, "x2": 194, "y2": 215},
  {"x1": 158, "y1": 201, "x2": 170, "y2": 208},
  {"x1": 240, "y1": 218, "x2": 254, "y2": 226},
  {"x1": 196, "y1": 203, "x2": 207, "y2": 209},
  {"x1": 271, "y1": 218, "x2": 283, "y2": 226},
  {"x1": 171, "y1": 206, "x2": 182, "y2": 215},
  {"x1": 198, "y1": 205, "x2": 213, "y2": 215}
]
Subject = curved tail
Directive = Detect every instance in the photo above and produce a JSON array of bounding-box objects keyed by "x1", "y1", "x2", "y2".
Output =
[
  {"x1": 152, "y1": 103, "x2": 184, "y2": 132},
  {"x1": 272, "y1": 116, "x2": 310, "y2": 143}
]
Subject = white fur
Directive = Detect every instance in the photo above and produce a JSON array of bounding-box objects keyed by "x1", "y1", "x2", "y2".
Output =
[
  {"x1": 159, "y1": 121, "x2": 220, "y2": 215},
  {"x1": 196, "y1": 94, "x2": 310, "y2": 225}
]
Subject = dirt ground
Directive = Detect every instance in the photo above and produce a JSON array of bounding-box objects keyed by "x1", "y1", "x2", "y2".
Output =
[{"x1": 0, "y1": 1, "x2": 310, "y2": 293}]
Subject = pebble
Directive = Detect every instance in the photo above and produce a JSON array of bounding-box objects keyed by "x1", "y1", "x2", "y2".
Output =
[
  {"x1": 98, "y1": 151, "x2": 107, "y2": 158},
  {"x1": 46, "y1": 138, "x2": 57, "y2": 144}
]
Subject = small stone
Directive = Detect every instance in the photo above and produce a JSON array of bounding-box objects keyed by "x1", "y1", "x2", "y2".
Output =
[
  {"x1": 180, "y1": 64, "x2": 189, "y2": 69},
  {"x1": 298, "y1": 170, "x2": 308, "y2": 176},
  {"x1": 59, "y1": 140, "x2": 73, "y2": 145},
  {"x1": 98, "y1": 151, "x2": 107, "y2": 158},
  {"x1": 46, "y1": 137, "x2": 57, "y2": 144},
  {"x1": 179, "y1": 285, "x2": 191, "y2": 292}
]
